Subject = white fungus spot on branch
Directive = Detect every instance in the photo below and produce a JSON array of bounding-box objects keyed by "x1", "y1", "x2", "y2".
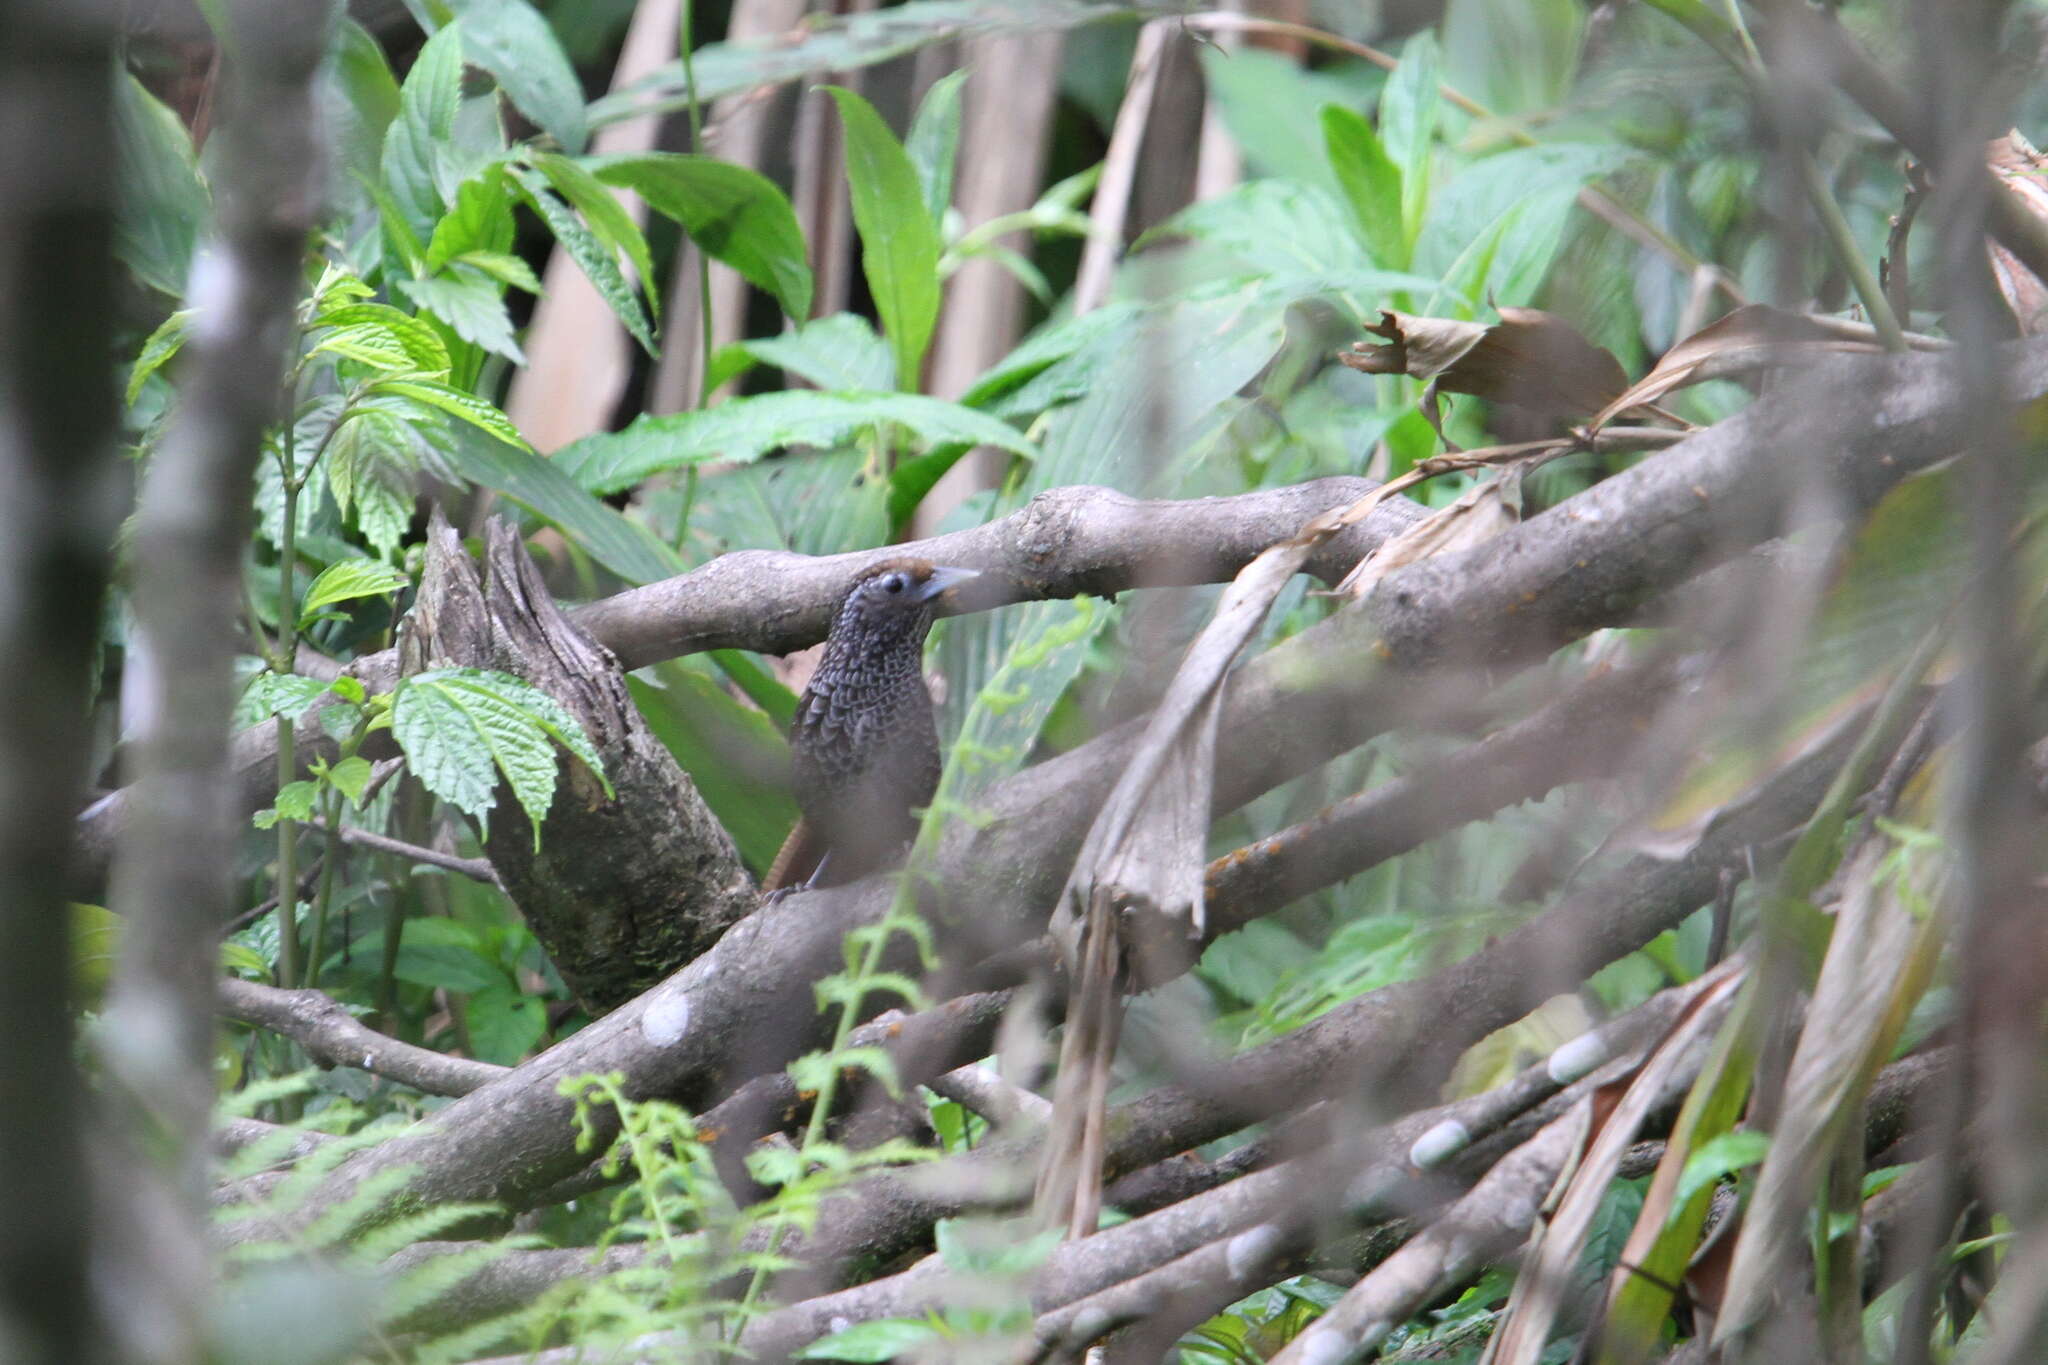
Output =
[{"x1": 640, "y1": 992, "x2": 692, "y2": 1046}]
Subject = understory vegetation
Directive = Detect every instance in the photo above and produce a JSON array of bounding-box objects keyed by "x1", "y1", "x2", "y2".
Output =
[{"x1": 11, "y1": 0, "x2": 2048, "y2": 1362}]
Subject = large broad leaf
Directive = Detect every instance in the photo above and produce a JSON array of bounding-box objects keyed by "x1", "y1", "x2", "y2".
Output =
[
  {"x1": 591, "y1": 152, "x2": 813, "y2": 321},
  {"x1": 319, "y1": 19, "x2": 402, "y2": 220},
  {"x1": 1135, "y1": 180, "x2": 1443, "y2": 288},
  {"x1": 628, "y1": 663, "x2": 797, "y2": 875},
  {"x1": 435, "y1": 427, "x2": 684, "y2": 586},
  {"x1": 391, "y1": 667, "x2": 610, "y2": 846},
  {"x1": 677, "y1": 448, "x2": 892, "y2": 565},
  {"x1": 115, "y1": 73, "x2": 210, "y2": 296},
  {"x1": 1196, "y1": 46, "x2": 1379, "y2": 202},
  {"x1": 553, "y1": 390, "x2": 1036, "y2": 494},
  {"x1": 1322, "y1": 105, "x2": 1408, "y2": 271},
  {"x1": 381, "y1": 23, "x2": 466, "y2": 248},
  {"x1": 1441, "y1": 0, "x2": 1585, "y2": 119},
  {"x1": 589, "y1": 0, "x2": 1172, "y2": 128},
  {"x1": 299, "y1": 559, "x2": 409, "y2": 628},
  {"x1": 1380, "y1": 33, "x2": 1444, "y2": 252},
  {"x1": 447, "y1": 0, "x2": 587, "y2": 153},
  {"x1": 705, "y1": 313, "x2": 894, "y2": 394},
  {"x1": 906, "y1": 68, "x2": 969, "y2": 228},
  {"x1": 826, "y1": 87, "x2": 943, "y2": 391}
]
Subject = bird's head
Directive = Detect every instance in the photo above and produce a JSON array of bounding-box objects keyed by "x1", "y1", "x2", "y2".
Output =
[{"x1": 832, "y1": 558, "x2": 981, "y2": 643}]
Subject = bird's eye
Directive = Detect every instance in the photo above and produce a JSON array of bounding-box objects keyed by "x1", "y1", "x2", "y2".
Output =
[{"x1": 883, "y1": 574, "x2": 905, "y2": 594}]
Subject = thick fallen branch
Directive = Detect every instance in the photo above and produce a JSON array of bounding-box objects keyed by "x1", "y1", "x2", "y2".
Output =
[{"x1": 74, "y1": 478, "x2": 1426, "y2": 887}]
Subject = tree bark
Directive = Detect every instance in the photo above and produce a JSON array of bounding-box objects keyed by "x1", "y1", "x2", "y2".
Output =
[{"x1": 400, "y1": 513, "x2": 756, "y2": 1011}]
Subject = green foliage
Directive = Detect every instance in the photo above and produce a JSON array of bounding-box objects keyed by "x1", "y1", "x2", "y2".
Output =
[
  {"x1": 389, "y1": 667, "x2": 611, "y2": 844},
  {"x1": 826, "y1": 87, "x2": 945, "y2": 391}
]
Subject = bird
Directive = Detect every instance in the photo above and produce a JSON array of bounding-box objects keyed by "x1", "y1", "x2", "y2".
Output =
[{"x1": 761, "y1": 558, "x2": 980, "y2": 895}]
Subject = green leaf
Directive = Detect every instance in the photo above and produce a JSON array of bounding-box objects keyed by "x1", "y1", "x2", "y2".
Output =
[
  {"x1": 511, "y1": 167, "x2": 656, "y2": 355},
  {"x1": 398, "y1": 269, "x2": 527, "y2": 364},
  {"x1": 447, "y1": 0, "x2": 588, "y2": 153},
  {"x1": 309, "y1": 323, "x2": 418, "y2": 372},
  {"x1": 128, "y1": 309, "x2": 194, "y2": 406},
  {"x1": 825, "y1": 87, "x2": 943, "y2": 390},
  {"x1": 435, "y1": 426, "x2": 684, "y2": 586},
  {"x1": 392, "y1": 667, "x2": 610, "y2": 844},
  {"x1": 425, "y1": 163, "x2": 517, "y2": 271},
  {"x1": 906, "y1": 68, "x2": 969, "y2": 228},
  {"x1": 705, "y1": 313, "x2": 893, "y2": 394},
  {"x1": 453, "y1": 250, "x2": 543, "y2": 293},
  {"x1": 1674, "y1": 1129, "x2": 1770, "y2": 1211},
  {"x1": 299, "y1": 559, "x2": 409, "y2": 628},
  {"x1": 323, "y1": 755, "x2": 376, "y2": 805},
  {"x1": 795, "y1": 1318, "x2": 946, "y2": 1361},
  {"x1": 255, "y1": 780, "x2": 320, "y2": 829},
  {"x1": 1322, "y1": 105, "x2": 1407, "y2": 270},
  {"x1": 315, "y1": 302, "x2": 452, "y2": 375},
  {"x1": 322, "y1": 19, "x2": 402, "y2": 213},
  {"x1": 388, "y1": 919, "x2": 505, "y2": 993},
  {"x1": 236, "y1": 673, "x2": 333, "y2": 730},
  {"x1": 528, "y1": 152, "x2": 656, "y2": 311},
  {"x1": 628, "y1": 665, "x2": 796, "y2": 874},
  {"x1": 114, "y1": 73, "x2": 210, "y2": 295},
  {"x1": 464, "y1": 983, "x2": 549, "y2": 1064},
  {"x1": 591, "y1": 151, "x2": 813, "y2": 321},
  {"x1": 1442, "y1": 0, "x2": 1584, "y2": 117},
  {"x1": 1380, "y1": 32, "x2": 1443, "y2": 252},
  {"x1": 381, "y1": 23, "x2": 466, "y2": 247},
  {"x1": 371, "y1": 378, "x2": 530, "y2": 450},
  {"x1": 553, "y1": 390, "x2": 1035, "y2": 494}
]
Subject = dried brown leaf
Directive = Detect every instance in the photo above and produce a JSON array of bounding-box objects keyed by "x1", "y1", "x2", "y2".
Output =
[
  {"x1": 1989, "y1": 131, "x2": 2048, "y2": 334},
  {"x1": 1340, "y1": 307, "x2": 1630, "y2": 441},
  {"x1": 1585, "y1": 304, "x2": 1900, "y2": 432},
  {"x1": 1336, "y1": 462, "x2": 1528, "y2": 597}
]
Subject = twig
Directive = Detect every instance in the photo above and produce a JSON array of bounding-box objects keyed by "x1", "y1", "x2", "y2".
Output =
[
  {"x1": 1072, "y1": 18, "x2": 1171, "y2": 314},
  {"x1": 327, "y1": 824, "x2": 499, "y2": 885}
]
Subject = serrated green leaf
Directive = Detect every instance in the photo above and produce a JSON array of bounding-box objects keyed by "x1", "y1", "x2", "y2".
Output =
[
  {"x1": 512, "y1": 167, "x2": 656, "y2": 355},
  {"x1": 258, "y1": 780, "x2": 319, "y2": 829},
  {"x1": 115, "y1": 73, "x2": 209, "y2": 295},
  {"x1": 300, "y1": 559, "x2": 409, "y2": 627},
  {"x1": 317, "y1": 302, "x2": 452, "y2": 375},
  {"x1": 906, "y1": 68, "x2": 969, "y2": 228},
  {"x1": 371, "y1": 378, "x2": 529, "y2": 450},
  {"x1": 454, "y1": 250, "x2": 542, "y2": 293},
  {"x1": 323, "y1": 755, "x2": 375, "y2": 805},
  {"x1": 825, "y1": 87, "x2": 942, "y2": 390},
  {"x1": 128, "y1": 309, "x2": 194, "y2": 406},
  {"x1": 398, "y1": 270, "x2": 526, "y2": 365},
  {"x1": 393, "y1": 667, "x2": 610, "y2": 845},
  {"x1": 528, "y1": 151, "x2": 656, "y2": 312},
  {"x1": 447, "y1": 0, "x2": 587, "y2": 153},
  {"x1": 553, "y1": 390, "x2": 1033, "y2": 494},
  {"x1": 236, "y1": 673, "x2": 333, "y2": 730},
  {"x1": 309, "y1": 323, "x2": 418, "y2": 372},
  {"x1": 591, "y1": 151, "x2": 813, "y2": 321}
]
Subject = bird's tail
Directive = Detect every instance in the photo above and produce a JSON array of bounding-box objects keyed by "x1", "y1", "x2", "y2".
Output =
[{"x1": 1034, "y1": 891, "x2": 1125, "y2": 1238}]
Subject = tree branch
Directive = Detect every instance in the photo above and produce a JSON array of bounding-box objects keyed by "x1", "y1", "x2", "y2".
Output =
[{"x1": 219, "y1": 978, "x2": 505, "y2": 1097}]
